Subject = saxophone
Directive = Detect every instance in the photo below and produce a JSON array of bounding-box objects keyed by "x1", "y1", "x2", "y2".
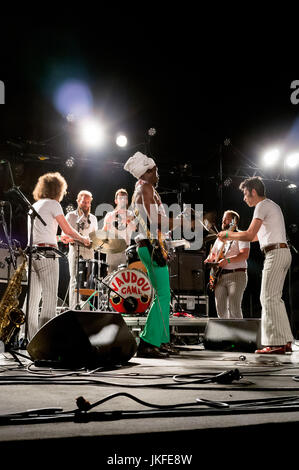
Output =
[{"x1": 0, "y1": 252, "x2": 27, "y2": 345}]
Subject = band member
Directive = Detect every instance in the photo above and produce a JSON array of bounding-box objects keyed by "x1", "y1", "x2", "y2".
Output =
[
  {"x1": 64, "y1": 190, "x2": 98, "y2": 309},
  {"x1": 102, "y1": 188, "x2": 136, "y2": 274},
  {"x1": 24, "y1": 173, "x2": 90, "y2": 341},
  {"x1": 218, "y1": 176, "x2": 293, "y2": 354},
  {"x1": 124, "y1": 152, "x2": 184, "y2": 358},
  {"x1": 204, "y1": 210, "x2": 250, "y2": 319}
]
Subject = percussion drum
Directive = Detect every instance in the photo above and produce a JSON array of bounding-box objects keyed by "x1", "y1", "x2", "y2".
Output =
[
  {"x1": 125, "y1": 245, "x2": 147, "y2": 273},
  {"x1": 78, "y1": 259, "x2": 107, "y2": 289},
  {"x1": 103, "y1": 267, "x2": 153, "y2": 314}
]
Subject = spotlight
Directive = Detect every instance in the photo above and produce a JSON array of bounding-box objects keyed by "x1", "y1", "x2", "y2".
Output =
[
  {"x1": 116, "y1": 134, "x2": 128, "y2": 148},
  {"x1": 79, "y1": 118, "x2": 105, "y2": 148},
  {"x1": 65, "y1": 157, "x2": 75, "y2": 167},
  {"x1": 262, "y1": 148, "x2": 280, "y2": 166},
  {"x1": 148, "y1": 128, "x2": 156, "y2": 136},
  {"x1": 66, "y1": 204, "x2": 75, "y2": 213},
  {"x1": 285, "y1": 152, "x2": 299, "y2": 169},
  {"x1": 224, "y1": 177, "x2": 232, "y2": 187}
]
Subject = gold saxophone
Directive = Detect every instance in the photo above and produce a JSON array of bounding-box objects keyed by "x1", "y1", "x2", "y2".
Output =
[{"x1": 0, "y1": 252, "x2": 27, "y2": 344}]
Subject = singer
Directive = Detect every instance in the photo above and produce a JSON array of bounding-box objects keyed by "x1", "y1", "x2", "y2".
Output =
[
  {"x1": 102, "y1": 188, "x2": 136, "y2": 274},
  {"x1": 64, "y1": 190, "x2": 98, "y2": 309}
]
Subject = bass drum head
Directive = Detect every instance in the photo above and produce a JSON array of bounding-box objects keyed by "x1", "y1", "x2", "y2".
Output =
[{"x1": 103, "y1": 267, "x2": 153, "y2": 314}]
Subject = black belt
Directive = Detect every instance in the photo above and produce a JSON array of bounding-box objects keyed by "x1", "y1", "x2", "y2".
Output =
[
  {"x1": 221, "y1": 268, "x2": 247, "y2": 274},
  {"x1": 263, "y1": 243, "x2": 288, "y2": 254}
]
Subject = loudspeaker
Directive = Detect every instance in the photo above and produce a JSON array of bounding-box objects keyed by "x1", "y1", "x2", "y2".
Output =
[
  {"x1": 169, "y1": 251, "x2": 205, "y2": 294},
  {"x1": 27, "y1": 310, "x2": 137, "y2": 368},
  {"x1": 203, "y1": 318, "x2": 261, "y2": 352}
]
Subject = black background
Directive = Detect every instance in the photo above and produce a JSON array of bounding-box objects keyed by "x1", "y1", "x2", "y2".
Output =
[{"x1": 0, "y1": 14, "x2": 298, "y2": 329}]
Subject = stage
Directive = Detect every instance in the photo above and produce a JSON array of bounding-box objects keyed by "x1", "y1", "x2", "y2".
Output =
[{"x1": 0, "y1": 326, "x2": 299, "y2": 466}]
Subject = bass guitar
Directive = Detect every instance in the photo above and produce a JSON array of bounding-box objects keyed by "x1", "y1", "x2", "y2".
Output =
[{"x1": 208, "y1": 219, "x2": 237, "y2": 291}]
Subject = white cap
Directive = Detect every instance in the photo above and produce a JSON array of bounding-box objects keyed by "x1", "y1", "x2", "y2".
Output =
[{"x1": 124, "y1": 151, "x2": 155, "y2": 179}]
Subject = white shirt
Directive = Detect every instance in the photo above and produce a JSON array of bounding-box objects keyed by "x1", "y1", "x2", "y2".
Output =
[
  {"x1": 103, "y1": 209, "x2": 135, "y2": 245},
  {"x1": 253, "y1": 198, "x2": 287, "y2": 249},
  {"x1": 66, "y1": 210, "x2": 98, "y2": 259},
  {"x1": 211, "y1": 238, "x2": 250, "y2": 269},
  {"x1": 28, "y1": 199, "x2": 64, "y2": 246}
]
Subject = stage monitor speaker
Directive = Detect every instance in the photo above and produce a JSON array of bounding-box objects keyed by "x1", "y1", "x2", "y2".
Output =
[
  {"x1": 169, "y1": 251, "x2": 205, "y2": 294},
  {"x1": 27, "y1": 310, "x2": 137, "y2": 368},
  {"x1": 203, "y1": 318, "x2": 261, "y2": 352}
]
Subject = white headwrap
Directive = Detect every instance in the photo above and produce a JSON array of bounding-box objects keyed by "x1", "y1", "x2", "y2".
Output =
[{"x1": 124, "y1": 152, "x2": 155, "y2": 179}]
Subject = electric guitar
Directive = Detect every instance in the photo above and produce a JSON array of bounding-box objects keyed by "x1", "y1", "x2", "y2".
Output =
[{"x1": 208, "y1": 219, "x2": 237, "y2": 291}]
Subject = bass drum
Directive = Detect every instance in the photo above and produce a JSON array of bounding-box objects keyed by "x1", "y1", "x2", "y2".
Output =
[{"x1": 104, "y1": 267, "x2": 153, "y2": 314}]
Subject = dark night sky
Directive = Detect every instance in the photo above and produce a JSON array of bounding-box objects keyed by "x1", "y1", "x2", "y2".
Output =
[
  {"x1": 0, "y1": 14, "x2": 298, "y2": 319},
  {"x1": 0, "y1": 15, "x2": 299, "y2": 241}
]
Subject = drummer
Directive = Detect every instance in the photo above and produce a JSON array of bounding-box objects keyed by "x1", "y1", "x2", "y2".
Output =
[
  {"x1": 62, "y1": 190, "x2": 98, "y2": 309},
  {"x1": 102, "y1": 188, "x2": 136, "y2": 274}
]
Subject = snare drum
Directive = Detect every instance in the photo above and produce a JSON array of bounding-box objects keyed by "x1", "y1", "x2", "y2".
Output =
[
  {"x1": 103, "y1": 267, "x2": 153, "y2": 314},
  {"x1": 125, "y1": 244, "x2": 147, "y2": 273}
]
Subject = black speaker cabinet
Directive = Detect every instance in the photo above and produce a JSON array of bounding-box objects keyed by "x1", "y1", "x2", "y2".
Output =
[
  {"x1": 27, "y1": 310, "x2": 137, "y2": 368},
  {"x1": 169, "y1": 251, "x2": 205, "y2": 294},
  {"x1": 203, "y1": 318, "x2": 262, "y2": 352}
]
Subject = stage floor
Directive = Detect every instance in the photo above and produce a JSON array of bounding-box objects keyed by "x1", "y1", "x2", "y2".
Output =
[{"x1": 1, "y1": 335, "x2": 299, "y2": 466}]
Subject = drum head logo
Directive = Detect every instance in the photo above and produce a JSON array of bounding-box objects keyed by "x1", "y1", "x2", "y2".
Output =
[{"x1": 107, "y1": 268, "x2": 153, "y2": 314}]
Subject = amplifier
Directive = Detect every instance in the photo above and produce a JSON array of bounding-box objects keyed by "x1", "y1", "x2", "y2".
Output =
[
  {"x1": 169, "y1": 250, "x2": 205, "y2": 294},
  {"x1": 172, "y1": 294, "x2": 209, "y2": 317}
]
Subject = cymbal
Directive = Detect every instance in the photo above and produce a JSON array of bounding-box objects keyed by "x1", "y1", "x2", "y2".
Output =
[{"x1": 89, "y1": 230, "x2": 127, "y2": 253}]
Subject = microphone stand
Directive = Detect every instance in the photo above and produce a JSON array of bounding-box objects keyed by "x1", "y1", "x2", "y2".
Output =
[
  {"x1": 0, "y1": 203, "x2": 17, "y2": 271},
  {"x1": 75, "y1": 219, "x2": 85, "y2": 310}
]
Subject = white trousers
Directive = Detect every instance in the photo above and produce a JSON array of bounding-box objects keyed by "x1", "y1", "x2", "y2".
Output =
[
  {"x1": 24, "y1": 257, "x2": 59, "y2": 341},
  {"x1": 215, "y1": 271, "x2": 247, "y2": 319},
  {"x1": 260, "y1": 248, "x2": 293, "y2": 346}
]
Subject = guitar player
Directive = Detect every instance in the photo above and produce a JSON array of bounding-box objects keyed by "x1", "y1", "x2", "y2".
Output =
[
  {"x1": 204, "y1": 210, "x2": 250, "y2": 319},
  {"x1": 124, "y1": 152, "x2": 186, "y2": 358}
]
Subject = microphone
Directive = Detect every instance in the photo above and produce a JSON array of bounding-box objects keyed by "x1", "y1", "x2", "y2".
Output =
[
  {"x1": 76, "y1": 214, "x2": 85, "y2": 224},
  {"x1": 0, "y1": 201, "x2": 10, "y2": 206}
]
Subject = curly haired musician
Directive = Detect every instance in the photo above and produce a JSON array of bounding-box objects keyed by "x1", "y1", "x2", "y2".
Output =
[
  {"x1": 24, "y1": 173, "x2": 90, "y2": 341},
  {"x1": 124, "y1": 152, "x2": 184, "y2": 358},
  {"x1": 218, "y1": 177, "x2": 293, "y2": 354},
  {"x1": 204, "y1": 210, "x2": 250, "y2": 319}
]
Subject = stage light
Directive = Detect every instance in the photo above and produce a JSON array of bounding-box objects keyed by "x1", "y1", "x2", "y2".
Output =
[
  {"x1": 287, "y1": 183, "x2": 297, "y2": 189},
  {"x1": 285, "y1": 152, "x2": 299, "y2": 169},
  {"x1": 223, "y1": 177, "x2": 232, "y2": 187},
  {"x1": 65, "y1": 157, "x2": 75, "y2": 168},
  {"x1": 66, "y1": 204, "x2": 75, "y2": 213},
  {"x1": 79, "y1": 119, "x2": 105, "y2": 148},
  {"x1": 53, "y1": 79, "x2": 93, "y2": 120},
  {"x1": 262, "y1": 148, "x2": 280, "y2": 166},
  {"x1": 116, "y1": 134, "x2": 128, "y2": 148}
]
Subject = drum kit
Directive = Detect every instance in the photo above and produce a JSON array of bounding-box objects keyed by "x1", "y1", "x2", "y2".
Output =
[{"x1": 76, "y1": 230, "x2": 153, "y2": 315}]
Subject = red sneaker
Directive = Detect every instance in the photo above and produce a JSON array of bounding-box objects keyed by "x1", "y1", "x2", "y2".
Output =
[{"x1": 255, "y1": 344, "x2": 292, "y2": 355}]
